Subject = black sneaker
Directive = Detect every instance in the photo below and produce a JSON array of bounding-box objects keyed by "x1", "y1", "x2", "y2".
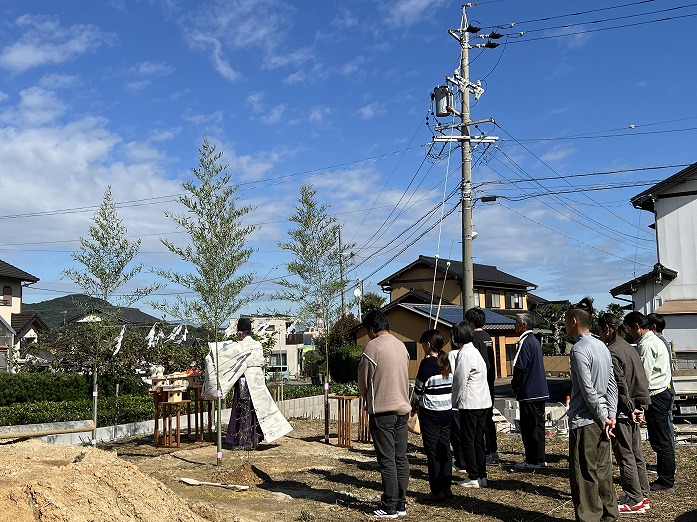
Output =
[
  {"x1": 364, "y1": 505, "x2": 398, "y2": 519},
  {"x1": 396, "y1": 500, "x2": 407, "y2": 517},
  {"x1": 649, "y1": 481, "x2": 675, "y2": 492}
]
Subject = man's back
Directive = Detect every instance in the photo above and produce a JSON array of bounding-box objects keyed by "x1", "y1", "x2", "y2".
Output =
[{"x1": 358, "y1": 333, "x2": 410, "y2": 415}]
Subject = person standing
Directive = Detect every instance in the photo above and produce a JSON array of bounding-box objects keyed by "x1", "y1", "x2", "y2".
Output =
[
  {"x1": 647, "y1": 312, "x2": 675, "y2": 449},
  {"x1": 358, "y1": 310, "x2": 411, "y2": 518},
  {"x1": 225, "y1": 317, "x2": 264, "y2": 448},
  {"x1": 413, "y1": 329, "x2": 453, "y2": 501},
  {"x1": 623, "y1": 311, "x2": 676, "y2": 492},
  {"x1": 451, "y1": 321, "x2": 491, "y2": 488},
  {"x1": 465, "y1": 307, "x2": 499, "y2": 465},
  {"x1": 448, "y1": 338, "x2": 467, "y2": 473},
  {"x1": 511, "y1": 313, "x2": 549, "y2": 469},
  {"x1": 566, "y1": 298, "x2": 618, "y2": 522},
  {"x1": 598, "y1": 313, "x2": 652, "y2": 514}
]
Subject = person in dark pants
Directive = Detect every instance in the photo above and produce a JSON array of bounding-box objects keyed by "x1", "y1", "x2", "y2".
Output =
[
  {"x1": 511, "y1": 313, "x2": 549, "y2": 470},
  {"x1": 598, "y1": 313, "x2": 652, "y2": 514},
  {"x1": 623, "y1": 311, "x2": 676, "y2": 492},
  {"x1": 358, "y1": 310, "x2": 411, "y2": 519},
  {"x1": 647, "y1": 313, "x2": 675, "y2": 449},
  {"x1": 451, "y1": 322, "x2": 491, "y2": 488},
  {"x1": 465, "y1": 307, "x2": 498, "y2": 464},
  {"x1": 448, "y1": 344, "x2": 466, "y2": 472},
  {"x1": 566, "y1": 298, "x2": 618, "y2": 522},
  {"x1": 412, "y1": 329, "x2": 453, "y2": 501}
]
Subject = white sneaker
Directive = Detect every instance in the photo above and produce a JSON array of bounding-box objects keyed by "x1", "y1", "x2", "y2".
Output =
[
  {"x1": 456, "y1": 477, "x2": 480, "y2": 488},
  {"x1": 453, "y1": 465, "x2": 467, "y2": 473},
  {"x1": 479, "y1": 477, "x2": 488, "y2": 488}
]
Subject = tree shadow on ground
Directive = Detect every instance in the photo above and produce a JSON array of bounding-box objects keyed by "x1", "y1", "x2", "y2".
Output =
[
  {"x1": 251, "y1": 465, "x2": 375, "y2": 508},
  {"x1": 448, "y1": 494, "x2": 571, "y2": 522},
  {"x1": 482, "y1": 477, "x2": 571, "y2": 502}
]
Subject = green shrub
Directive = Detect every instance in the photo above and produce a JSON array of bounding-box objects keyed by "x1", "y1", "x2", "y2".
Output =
[
  {"x1": 0, "y1": 394, "x2": 154, "y2": 426},
  {"x1": 0, "y1": 373, "x2": 149, "y2": 407},
  {"x1": 328, "y1": 343, "x2": 363, "y2": 383}
]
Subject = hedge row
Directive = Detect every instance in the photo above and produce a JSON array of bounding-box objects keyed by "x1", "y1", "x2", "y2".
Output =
[
  {"x1": 0, "y1": 373, "x2": 149, "y2": 406},
  {"x1": 0, "y1": 394, "x2": 154, "y2": 426},
  {"x1": 0, "y1": 376, "x2": 359, "y2": 425}
]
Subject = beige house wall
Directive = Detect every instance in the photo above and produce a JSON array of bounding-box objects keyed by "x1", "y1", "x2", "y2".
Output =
[
  {"x1": 356, "y1": 308, "x2": 515, "y2": 380},
  {"x1": 0, "y1": 278, "x2": 22, "y2": 325}
]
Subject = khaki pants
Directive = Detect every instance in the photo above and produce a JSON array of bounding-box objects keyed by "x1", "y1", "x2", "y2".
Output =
[{"x1": 569, "y1": 423, "x2": 618, "y2": 522}]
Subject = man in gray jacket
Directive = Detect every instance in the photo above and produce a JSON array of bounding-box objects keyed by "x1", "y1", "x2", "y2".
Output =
[
  {"x1": 358, "y1": 310, "x2": 411, "y2": 518},
  {"x1": 566, "y1": 298, "x2": 618, "y2": 522}
]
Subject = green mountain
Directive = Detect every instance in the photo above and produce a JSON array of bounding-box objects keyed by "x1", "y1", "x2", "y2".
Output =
[{"x1": 22, "y1": 294, "x2": 111, "y2": 329}]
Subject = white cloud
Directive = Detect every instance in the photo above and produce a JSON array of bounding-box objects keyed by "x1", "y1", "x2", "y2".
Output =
[
  {"x1": 0, "y1": 91, "x2": 8, "y2": 103},
  {"x1": 0, "y1": 15, "x2": 113, "y2": 74},
  {"x1": 308, "y1": 106, "x2": 333, "y2": 125},
  {"x1": 38, "y1": 73, "x2": 79, "y2": 89},
  {"x1": 358, "y1": 102, "x2": 386, "y2": 121},
  {"x1": 260, "y1": 104, "x2": 286, "y2": 125},
  {"x1": 380, "y1": 0, "x2": 448, "y2": 29},
  {"x1": 131, "y1": 60, "x2": 175, "y2": 76},
  {"x1": 0, "y1": 87, "x2": 66, "y2": 126},
  {"x1": 540, "y1": 145, "x2": 575, "y2": 163},
  {"x1": 331, "y1": 8, "x2": 359, "y2": 28}
]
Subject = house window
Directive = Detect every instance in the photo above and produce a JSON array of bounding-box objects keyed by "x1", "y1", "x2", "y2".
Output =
[
  {"x1": 2, "y1": 286, "x2": 11, "y2": 306},
  {"x1": 473, "y1": 290, "x2": 480, "y2": 307},
  {"x1": 506, "y1": 292, "x2": 522, "y2": 309},
  {"x1": 404, "y1": 341, "x2": 418, "y2": 360},
  {"x1": 270, "y1": 352, "x2": 287, "y2": 366},
  {"x1": 485, "y1": 290, "x2": 500, "y2": 308}
]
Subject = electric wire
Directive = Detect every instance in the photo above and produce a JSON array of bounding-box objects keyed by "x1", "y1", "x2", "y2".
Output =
[
  {"x1": 496, "y1": 201, "x2": 653, "y2": 268},
  {"x1": 494, "y1": 122, "x2": 656, "y2": 240}
]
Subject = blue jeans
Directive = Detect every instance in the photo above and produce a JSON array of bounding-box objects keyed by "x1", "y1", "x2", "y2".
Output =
[{"x1": 370, "y1": 412, "x2": 410, "y2": 511}]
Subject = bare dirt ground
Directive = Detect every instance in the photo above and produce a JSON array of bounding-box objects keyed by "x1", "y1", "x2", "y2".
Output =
[{"x1": 1, "y1": 419, "x2": 696, "y2": 521}]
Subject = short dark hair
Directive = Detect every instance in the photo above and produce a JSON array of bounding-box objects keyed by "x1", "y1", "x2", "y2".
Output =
[
  {"x1": 237, "y1": 316, "x2": 252, "y2": 333},
  {"x1": 647, "y1": 313, "x2": 666, "y2": 333},
  {"x1": 624, "y1": 311, "x2": 649, "y2": 329},
  {"x1": 465, "y1": 307, "x2": 486, "y2": 328},
  {"x1": 566, "y1": 297, "x2": 594, "y2": 329},
  {"x1": 362, "y1": 309, "x2": 389, "y2": 335},
  {"x1": 451, "y1": 321, "x2": 473, "y2": 347}
]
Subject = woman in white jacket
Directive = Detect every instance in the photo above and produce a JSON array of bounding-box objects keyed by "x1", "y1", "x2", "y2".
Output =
[{"x1": 451, "y1": 321, "x2": 492, "y2": 488}]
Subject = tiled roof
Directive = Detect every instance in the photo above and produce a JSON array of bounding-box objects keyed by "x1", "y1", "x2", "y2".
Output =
[
  {"x1": 610, "y1": 263, "x2": 678, "y2": 297},
  {"x1": 11, "y1": 313, "x2": 48, "y2": 334},
  {"x1": 0, "y1": 260, "x2": 39, "y2": 283},
  {"x1": 399, "y1": 303, "x2": 516, "y2": 331},
  {"x1": 378, "y1": 255, "x2": 535, "y2": 289}
]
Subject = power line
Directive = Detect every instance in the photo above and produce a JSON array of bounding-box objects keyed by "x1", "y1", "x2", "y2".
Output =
[{"x1": 496, "y1": 201, "x2": 654, "y2": 268}]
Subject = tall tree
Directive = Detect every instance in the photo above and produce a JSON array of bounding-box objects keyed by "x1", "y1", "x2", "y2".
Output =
[
  {"x1": 152, "y1": 138, "x2": 256, "y2": 464},
  {"x1": 360, "y1": 291, "x2": 387, "y2": 317},
  {"x1": 275, "y1": 184, "x2": 353, "y2": 329},
  {"x1": 63, "y1": 185, "x2": 158, "y2": 444}
]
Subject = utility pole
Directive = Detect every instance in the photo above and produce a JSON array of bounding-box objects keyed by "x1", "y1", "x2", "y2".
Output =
[
  {"x1": 432, "y1": 4, "x2": 500, "y2": 319},
  {"x1": 460, "y1": 7, "x2": 474, "y2": 314},
  {"x1": 338, "y1": 226, "x2": 346, "y2": 317}
]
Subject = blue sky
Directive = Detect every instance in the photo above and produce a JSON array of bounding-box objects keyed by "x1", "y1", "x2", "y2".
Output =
[{"x1": 2, "y1": 0, "x2": 695, "y2": 322}]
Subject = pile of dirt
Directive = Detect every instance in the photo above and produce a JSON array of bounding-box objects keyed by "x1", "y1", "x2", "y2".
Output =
[{"x1": 0, "y1": 439, "x2": 211, "y2": 522}]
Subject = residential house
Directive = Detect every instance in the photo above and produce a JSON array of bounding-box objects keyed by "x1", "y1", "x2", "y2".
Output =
[
  {"x1": 610, "y1": 162, "x2": 697, "y2": 368},
  {"x1": 68, "y1": 306, "x2": 160, "y2": 326},
  {"x1": 353, "y1": 255, "x2": 539, "y2": 379},
  {"x1": 0, "y1": 259, "x2": 44, "y2": 371}
]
